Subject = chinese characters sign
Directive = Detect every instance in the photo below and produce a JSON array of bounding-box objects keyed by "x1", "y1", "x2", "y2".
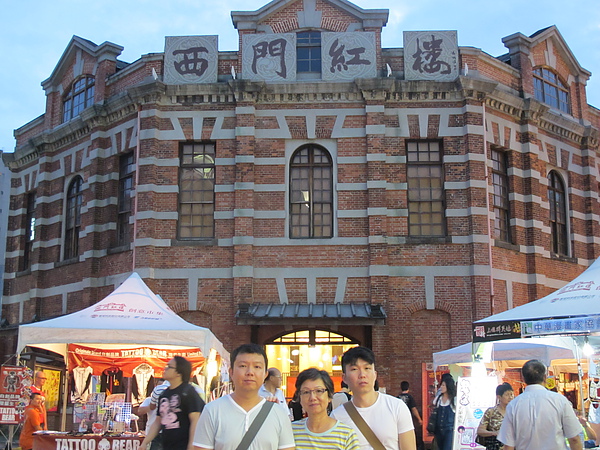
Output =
[
  {"x1": 522, "y1": 315, "x2": 600, "y2": 337},
  {"x1": 472, "y1": 320, "x2": 521, "y2": 342},
  {"x1": 404, "y1": 31, "x2": 458, "y2": 81},
  {"x1": 242, "y1": 34, "x2": 296, "y2": 82},
  {"x1": 322, "y1": 32, "x2": 377, "y2": 81},
  {"x1": 0, "y1": 366, "x2": 31, "y2": 424},
  {"x1": 164, "y1": 36, "x2": 218, "y2": 84}
]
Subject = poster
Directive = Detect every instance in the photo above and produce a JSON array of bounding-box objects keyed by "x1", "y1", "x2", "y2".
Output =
[
  {"x1": 0, "y1": 365, "x2": 31, "y2": 424},
  {"x1": 38, "y1": 367, "x2": 61, "y2": 412},
  {"x1": 452, "y1": 376, "x2": 497, "y2": 450}
]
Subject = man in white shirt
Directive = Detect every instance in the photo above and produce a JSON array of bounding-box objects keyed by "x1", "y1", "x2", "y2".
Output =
[
  {"x1": 498, "y1": 359, "x2": 582, "y2": 450},
  {"x1": 259, "y1": 367, "x2": 291, "y2": 418},
  {"x1": 330, "y1": 346, "x2": 416, "y2": 450},
  {"x1": 193, "y1": 344, "x2": 295, "y2": 450}
]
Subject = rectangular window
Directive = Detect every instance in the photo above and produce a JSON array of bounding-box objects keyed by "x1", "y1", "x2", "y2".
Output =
[
  {"x1": 22, "y1": 192, "x2": 36, "y2": 270},
  {"x1": 491, "y1": 149, "x2": 511, "y2": 242},
  {"x1": 297, "y1": 32, "x2": 322, "y2": 74},
  {"x1": 117, "y1": 152, "x2": 135, "y2": 246},
  {"x1": 407, "y1": 141, "x2": 445, "y2": 237},
  {"x1": 178, "y1": 142, "x2": 215, "y2": 239}
]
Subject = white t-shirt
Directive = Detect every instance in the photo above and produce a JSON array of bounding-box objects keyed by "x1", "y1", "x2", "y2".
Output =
[
  {"x1": 193, "y1": 395, "x2": 295, "y2": 450},
  {"x1": 330, "y1": 392, "x2": 414, "y2": 450}
]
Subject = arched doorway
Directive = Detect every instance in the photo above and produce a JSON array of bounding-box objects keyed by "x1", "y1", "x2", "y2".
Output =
[{"x1": 265, "y1": 329, "x2": 358, "y2": 399}]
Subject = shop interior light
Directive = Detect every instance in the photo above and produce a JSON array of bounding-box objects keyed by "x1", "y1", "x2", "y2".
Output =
[{"x1": 472, "y1": 355, "x2": 487, "y2": 378}]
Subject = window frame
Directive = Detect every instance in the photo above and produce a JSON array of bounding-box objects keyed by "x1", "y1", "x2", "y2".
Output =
[
  {"x1": 548, "y1": 170, "x2": 569, "y2": 256},
  {"x1": 289, "y1": 144, "x2": 334, "y2": 239},
  {"x1": 533, "y1": 67, "x2": 570, "y2": 114},
  {"x1": 491, "y1": 148, "x2": 512, "y2": 243},
  {"x1": 296, "y1": 31, "x2": 322, "y2": 78},
  {"x1": 177, "y1": 142, "x2": 216, "y2": 240},
  {"x1": 63, "y1": 76, "x2": 95, "y2": 123},
  {"x1": 406, "y1": 140, "x2": 446, "y2": 237},
  {"x1": 116, "y1": 152, "x2": 135, "y2": 247},
  {"x1": 64, "y1": 176, "x2": 83, "y2": 260},
  {"x1": 22, "y1": 192, "x2": 36, "y2": 271}
]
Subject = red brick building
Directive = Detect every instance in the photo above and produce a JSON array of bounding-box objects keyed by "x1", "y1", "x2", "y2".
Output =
[{"x1": 2, "y1": 0, "x2": 600, "y2": 408}]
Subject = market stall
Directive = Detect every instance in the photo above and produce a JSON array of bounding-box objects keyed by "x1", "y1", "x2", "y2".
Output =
[{"x1": 16, "y1": 272, "x2": 230, "y2": 432}]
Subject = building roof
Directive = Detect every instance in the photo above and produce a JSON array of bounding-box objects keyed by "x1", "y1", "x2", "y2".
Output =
[{"x1": 235, "y1": 302, "x2": 386, "y2": 325}]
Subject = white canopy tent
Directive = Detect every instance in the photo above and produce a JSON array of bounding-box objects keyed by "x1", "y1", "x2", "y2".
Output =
[
  {"x1": 433, "y1": 336, "x2": 577, "y2": 370},
  {"x1": 17, "y1": 272, "x2": 228, "y2": 359},
  {"x1": 17, "y1": 272, "x2": 229, "y2": 430},
  {"x1": 473, "y1": 257, "x2": 600, "y2": 341}
]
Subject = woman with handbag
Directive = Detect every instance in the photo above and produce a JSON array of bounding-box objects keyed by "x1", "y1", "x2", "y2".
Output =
[
  {"x1": 476, "y1": 383, "x2": 514, "y2": 450},
  {"x1": 432, "y1": 373, "x2": 456, "y2": 450},
  {"x1": 292, "y1": 368, "x2": 360, "y2": 449}
]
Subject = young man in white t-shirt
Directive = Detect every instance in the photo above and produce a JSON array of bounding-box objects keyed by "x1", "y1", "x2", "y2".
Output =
[
  {"x1": 330, "y1": 347, "x2": 416, "y2": 450},
  {"x1": 193, "y1": 343, "x2": 295, "y2": 450}
]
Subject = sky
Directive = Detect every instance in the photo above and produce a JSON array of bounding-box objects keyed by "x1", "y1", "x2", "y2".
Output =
[{"x1": 1, "y1": 0, "x2": 599, "y2": 153}]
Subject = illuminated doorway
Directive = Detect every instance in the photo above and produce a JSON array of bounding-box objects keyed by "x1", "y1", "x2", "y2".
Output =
[{"x1": 265, "y1": 329, "x2": 358, "y2": 399}]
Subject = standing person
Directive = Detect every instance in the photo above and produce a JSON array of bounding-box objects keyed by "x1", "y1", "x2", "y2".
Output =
[
  {"x1": 292, "y1": 368, "x2": 360, "y2": 449},
  {"x1": 476, "y1": 382, "x2": 514, "y2": 450},
  {"x1": 260, "y1": 367, "x2": 291, "y2": 418},
  {"x1": 498, "y1": 359, "x2": 582, "y2": 450},
  {"x1": 30, "y1": 370, "x2": 48, "y2": 426},
  {"x1": 398, "y1": 381, "x2": 423, "y2": 450},
  {"x1": 139, "y1": 380, "x2": 170, "y2": 450},
  {"x1": 140, "y1": 357, "x2": 204, "y2": 450},
  {"x1": 330, "y1": 346, "x2": 416, "y2": 450},
  {"x1": 19, "y1": 393, "x2": 46, "y2": 450},
  {"x1": 432, "y1": 373, "x2": 456, "y2": 450},
  {"x1": 193, "y1": 343, "x2": 295, "y2": 450},
  {"x1": 332, "y1": 381, "x2": 352, "y2": 410}
]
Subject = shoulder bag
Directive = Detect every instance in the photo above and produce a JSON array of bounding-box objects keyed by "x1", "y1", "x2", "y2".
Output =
[
  {"x1": 343, "y1": 401, "x2": 385, "y2": 450},
  {"x1": 235, "y1": 400, "x2": 274, "y2": 450}
]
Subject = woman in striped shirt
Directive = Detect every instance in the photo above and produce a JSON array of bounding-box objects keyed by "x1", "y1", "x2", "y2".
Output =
[{"x1": 292, "y1": 368, "x2": 360, "y2": 450}]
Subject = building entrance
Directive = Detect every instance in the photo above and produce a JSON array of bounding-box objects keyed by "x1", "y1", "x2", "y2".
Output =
[{"x1": 264, "y1": 329, "x2": 358, "y2": 399}]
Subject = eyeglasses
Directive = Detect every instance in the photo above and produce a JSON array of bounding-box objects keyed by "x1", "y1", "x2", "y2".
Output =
[{"x1": 299, "y1": 388, "x2": 328, "y2": 397}]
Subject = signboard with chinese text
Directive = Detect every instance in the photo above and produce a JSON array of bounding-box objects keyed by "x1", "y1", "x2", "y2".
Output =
[
  {"x1": 164, "y1": 35, "x2": 218, "y2": 84},
  {"x1": 472, "y1": 320, "x2": 521, "y2": 342},
  {"x1": 452, "y1": 376, "x2": 497, "y2": 450},
  {"x1": 0, "y1": 365, "x2": 31, "y2": 424},
  {"x1": 322, "y1": 32, "x2": 377, "y2": 81},
  {"x1": 521, "y1": 315, "x2": 600, "y2": 337},
  {"x1": 242, "y1": 33, "x2": 296, "y2": 82},
  {"x1": 404, "y1": 31, "x2": 459, "y2": 81}
]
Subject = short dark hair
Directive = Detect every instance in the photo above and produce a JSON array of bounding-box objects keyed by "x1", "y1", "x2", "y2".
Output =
[
  {"x1": 173, "y1": 356, "x2": 192, "y2": 383},
  {"x1": 30, "y1": 392, "x2": 41, "y2": 401},
  {"x1": 341, "y1": 346, "x2": 375, "y2": 373},
  {"x1": 230, "y1": 343, "x2": 268, "y2": 368},
  {"x1": 496, "y1": 382, "x2": 513, "y2": 397},
  {"x1": 295, "y1": 368, "x2": 334, "y2": 399},
  {"x1": 400, "y1": 381, "x2": 410, "y2": 391},
  {"x1": 522, "y1": 359, "x2": 546, "y2": 385}
]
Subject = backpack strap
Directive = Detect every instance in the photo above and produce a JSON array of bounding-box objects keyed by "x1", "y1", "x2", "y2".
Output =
[
  {"x1": 235, "y1": 400, "x2": 274, "y2": 450},
  {"x1": 343, "y1": 401, "x2": 385, "y2": 450}
]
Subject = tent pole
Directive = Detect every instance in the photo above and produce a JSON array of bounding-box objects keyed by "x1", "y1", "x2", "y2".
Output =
[
  {"x1": 61, "y1": 367, "x2": 69, "y2": 431},
  {"x1": 575, "y1": 338, "x2": 585, "y2": 413}
]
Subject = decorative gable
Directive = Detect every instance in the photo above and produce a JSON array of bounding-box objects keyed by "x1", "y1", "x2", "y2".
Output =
[{"x1": 231, "y1": 0, "x2": 388, "y2": 33}]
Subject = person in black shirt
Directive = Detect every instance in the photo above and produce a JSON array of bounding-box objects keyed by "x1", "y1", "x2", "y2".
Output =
[
  {"x1": 140, "y1": 356, "x2": 204, "y2": 450},
  {"x1": 398, "y1": 381, "x2": 424, "y2": 450}
]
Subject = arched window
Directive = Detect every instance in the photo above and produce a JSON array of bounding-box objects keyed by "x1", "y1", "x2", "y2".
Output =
[
  {"x1": 290, "y1": 145, "x2": 333, "y2": 238},
  {"x1": 533, "y1": 68, "x2": 570, "y2": 114},
  {"x1": 65, "y1": 176, "x2": 83, "y2": 260},
  {"x1": 548, "y1": 171, "x2": 568, "y2": 255},
  {"x1": 63, "y1": 76, "x2": 95, "y2": 122}
]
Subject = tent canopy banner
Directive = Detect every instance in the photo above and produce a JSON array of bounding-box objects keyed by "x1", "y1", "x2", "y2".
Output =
[
  {"x1": 68, "y1": 344, "x2": 206, "y2": 377},
  {"x1": 522, "y1": 315, "x2": 600, "y2": 337},
  {"x1": 473, "y1": 257, "x2": 600, "y2": 342}
]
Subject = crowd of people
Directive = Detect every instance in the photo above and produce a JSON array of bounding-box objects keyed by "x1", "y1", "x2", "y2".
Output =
[{"x1": 18, "y1": 348, "x2": 596, "y2": 450}]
